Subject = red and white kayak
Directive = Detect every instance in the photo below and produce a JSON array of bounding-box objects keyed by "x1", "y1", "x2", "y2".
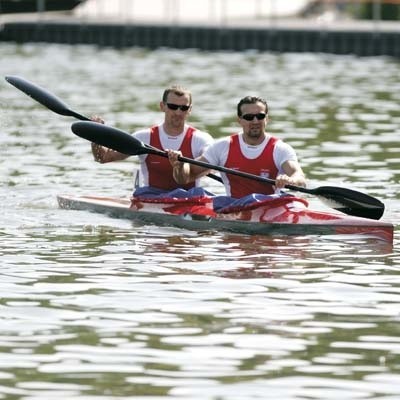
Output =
[{"x1": 57, "y1": 194, "x2": 394, "y2": 243}]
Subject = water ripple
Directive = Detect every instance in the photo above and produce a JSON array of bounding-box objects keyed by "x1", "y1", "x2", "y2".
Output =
[{"x1": 1, "y1": 43, "x2": 400, "y2": 398}]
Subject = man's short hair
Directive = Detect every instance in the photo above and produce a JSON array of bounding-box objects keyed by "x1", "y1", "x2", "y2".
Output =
[
  {"x1": 237, "y1": 96, "x2": 268, "y2": 117},
  {"x1": 162, "y1": 85, "x2": 192, "y2": 104}
]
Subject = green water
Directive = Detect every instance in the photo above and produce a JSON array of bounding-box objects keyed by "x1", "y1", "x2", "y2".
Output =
[{"x1": 0, "y1": 43, "x2": 400, "y2": 399}]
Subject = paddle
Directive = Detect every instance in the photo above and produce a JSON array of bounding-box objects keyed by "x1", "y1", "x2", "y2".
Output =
[
  {"x1": 70, "y1": 121, "x2": 385, "y2": 220},
  {"x1": 5, "y1": 75, "x2": 222, "y2": 183},
  {"x1": 5, "y1": 75, "x2": 90, "y2": 121}
]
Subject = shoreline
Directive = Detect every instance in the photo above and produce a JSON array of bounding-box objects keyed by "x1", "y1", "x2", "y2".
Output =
[{"x1": 0, "y1": 12, "x2": 399, "y2": 57}]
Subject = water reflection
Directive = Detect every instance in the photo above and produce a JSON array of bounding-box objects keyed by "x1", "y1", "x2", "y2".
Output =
[{"x1": 1, "y1": 43, "x2": 400, "y2": 398}]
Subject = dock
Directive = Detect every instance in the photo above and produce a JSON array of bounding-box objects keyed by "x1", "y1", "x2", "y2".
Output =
[{"x1": 0, "y1": 0, "x2": 399, "y2": 57}]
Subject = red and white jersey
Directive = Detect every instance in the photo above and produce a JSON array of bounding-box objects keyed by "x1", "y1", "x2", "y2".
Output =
[
  {"x1": 134, "y1": 124, "x2": 213, "y2": 190},
  {"x1": 203, "y1": 132, "x2": 298, "y2": 197}
]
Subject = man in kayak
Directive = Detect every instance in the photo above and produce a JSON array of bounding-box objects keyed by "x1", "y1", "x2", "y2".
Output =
[
  {"x1": 168, "y1": 95, "x2": 306, "y2": 199},
  {"x1": 91, "y1": 85, "x2": 214, "y2": 192}
]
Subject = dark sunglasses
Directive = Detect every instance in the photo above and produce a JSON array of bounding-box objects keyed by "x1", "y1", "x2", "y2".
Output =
[
  {"x1": 241, "y1": 113, "x2": 267, "y2": 121},
  {"x1": 165, "y1": 103, "x2": 191, "y2": 111}
]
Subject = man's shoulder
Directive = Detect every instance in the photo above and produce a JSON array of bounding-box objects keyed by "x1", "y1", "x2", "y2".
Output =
[
  {"x1": 133, "y1": 127, "x2": 153, "y2": 143},
  {"x1": 190, "y1": 126, "x2": 214, "y2": 142},
  {"x1": 206, "y1": 136, "x2": 231, "y2": 151},
  {"x1": 134, "y1": 126, "x2": 153, "y2": 135}
]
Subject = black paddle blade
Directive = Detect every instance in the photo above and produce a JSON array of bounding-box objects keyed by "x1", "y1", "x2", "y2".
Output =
[
  {"x1": 71, "y1": 121, "x2": 154, "y2": 156},
  {"x1": 312, "y1": 186, "x2": 385, "y2": 220},
  {"x1": 6, "y1": 75, "x2": 70, "y2": 114},
  {"x1": 5, "y1": 75, "x2": 89, "y2": 120}
]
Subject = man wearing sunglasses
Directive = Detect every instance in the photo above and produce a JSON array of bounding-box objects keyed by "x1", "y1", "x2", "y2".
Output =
[
  {"x1": 91, "y1": 85, "x2": 213, "y2": 191},
  {"x1": 169, "y1": 95, "x2": 306, "y2": 198}
]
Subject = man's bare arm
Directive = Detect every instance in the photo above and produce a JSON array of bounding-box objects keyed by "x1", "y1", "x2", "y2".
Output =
[
  {"x1": 168, "y1": 150, "x2": 210, "y2": 184},
  {"x1": 275, "y1": 160, "x2": 306, "y2": 188},
  {"x1": 89, "y1": 115, "x2": 130, "y2": 163}
]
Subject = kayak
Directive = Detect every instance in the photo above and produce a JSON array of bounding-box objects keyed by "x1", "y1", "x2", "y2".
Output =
[{"x1": 57, "y1": 194, "x2": 394, "y2": 243}]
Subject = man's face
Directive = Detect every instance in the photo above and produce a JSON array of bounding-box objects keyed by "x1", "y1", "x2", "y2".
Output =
[
  {"x1": 238, "y1": 102, "x2": 268, "y2": 141},
  {"x1": 161, "y1": 93, "x2": 192, "y2": 130}
]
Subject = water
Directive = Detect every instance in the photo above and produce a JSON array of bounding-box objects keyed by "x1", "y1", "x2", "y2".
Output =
[{"x1": 1, "y1": 43, "x2": 400, "y2": 399}]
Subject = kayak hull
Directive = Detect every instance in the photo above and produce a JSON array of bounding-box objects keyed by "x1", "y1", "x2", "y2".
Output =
[{"x1": 57, "y1": 194, "x2": 394, "y2": 243}]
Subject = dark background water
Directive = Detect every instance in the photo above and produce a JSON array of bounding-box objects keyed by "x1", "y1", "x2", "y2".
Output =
[{"x1": 1, "y1": 43, "x2": 400, "y2": 399}]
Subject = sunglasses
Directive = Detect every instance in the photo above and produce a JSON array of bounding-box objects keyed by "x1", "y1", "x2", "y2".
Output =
[
  {"x1": 165, "y1": 103, "x2": 191, "y2": 111},
  {"x1": 241, "y1": 113, "x2": 267, "y2": 121}
]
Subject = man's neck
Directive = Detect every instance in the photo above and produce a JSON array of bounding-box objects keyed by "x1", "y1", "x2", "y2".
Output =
[
  {"x1": 163, "y1": 123, "x2": 185, "y2": 136},
  {"x1": 242, "y1": 132, "x2": 266, "y2": 146}
]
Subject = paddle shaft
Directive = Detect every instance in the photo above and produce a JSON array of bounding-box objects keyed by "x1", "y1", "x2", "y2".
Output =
[
  {"x1": 175, "y1": 152, "x2": 384, "y2": 214},
  {"x1": 150, "y1": 147, "x2": 298, "y2": 192},
  {"x1": 5, "y1": 75, "x2": 222, "y2": 183},
  {"x1": 66, "y1": 110, "x2": 90, "y2": 121},
  {"x1": 6, "y1": 76, "x2": 385, "y2": 220},
  {"x1": 70, "y1": 121, "x2": 386, "y2": 220}
]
